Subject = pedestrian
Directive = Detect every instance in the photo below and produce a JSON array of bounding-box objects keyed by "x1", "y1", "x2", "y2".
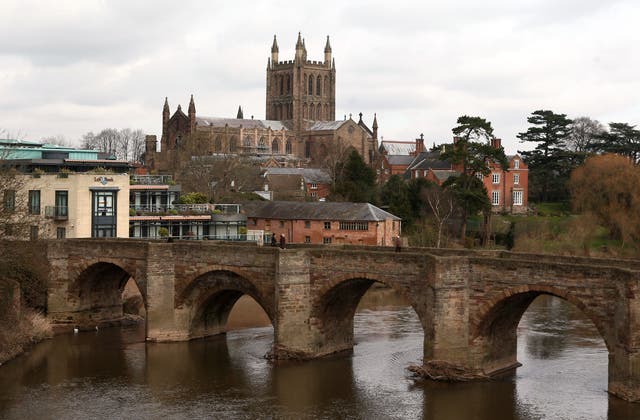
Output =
[
  {"x1": 271, "y1": 233, "x2": 277, "y2": 247},
  {"x1": 395, "y1": 235, "x2": 402, "y2": 252},
  {"x1": 279, "y1": 233, "x2": 286, "y2": 249}
]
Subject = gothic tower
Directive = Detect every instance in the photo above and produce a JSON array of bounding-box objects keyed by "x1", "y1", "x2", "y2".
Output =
[{"x1": 266, "y1": 33, "x2": 336, "y2": 134}]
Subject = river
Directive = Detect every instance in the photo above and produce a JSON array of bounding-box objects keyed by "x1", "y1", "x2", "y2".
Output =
[{"x1": 0, "y1": 290, "x2": 639, "y2": 420}]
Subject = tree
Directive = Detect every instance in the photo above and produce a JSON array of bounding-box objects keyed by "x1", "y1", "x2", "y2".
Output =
[
  {"x1": 590, "y1": 123, "x2": 640, "y2": 164},
  {"x1": 569, "y1": 154, "x2": 640, "y2": 246},
  {"x1": 380, "y1": 175, "x2": 412, "y2": 226},
  {"x1": 81, "y1": 128, "x2": 146, "y2": 162},
  {"x1": 421, "y1": 183, "x2": 456, "y2": 248},
  {"x1": 566, "y1": 116, "x2": 604, "y2": 154},
  {"x1": 331, "y1": 150, "x2": 377, "y2": 203},
  {"x1": 441, "y1": 116, "x2": 508, "y2": 242},
  {"x1": 517, "y1": 110, "x2": 574, "y2": 202}
]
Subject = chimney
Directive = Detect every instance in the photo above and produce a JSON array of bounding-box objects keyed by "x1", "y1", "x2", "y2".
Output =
[
  {"x1": 491, "y1": 138, "x2": 502, "y2": 149},
  {"x1": 415, "y1": 133, "x2": 425, "y2": 155}
]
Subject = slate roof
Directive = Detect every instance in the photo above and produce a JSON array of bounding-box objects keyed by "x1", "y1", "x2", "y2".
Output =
[
  {"x1": 306, "y1": 120, "x2": 349, "y2": 131},
  {"x1": 387, "y1": 155, "x2": 415, "y2": 166},
  {"x1": 431, "y1": 169, "x2": 459, "y2": 182},
  {"x1": 407, "y1": 151, "x2": 452, "y2": 171},
  {"x1": 263, "y1": 167, "x2": 331, "y2": 184},
  {"x1": 241, "y1": 201, "x2": 401, "y2": 221},
  {"x1": 380, "y1": 141, "x2": 415, "y2": 155},
  {"x1": 196, "y1": 117, "x2": 288, "y2": 131}
]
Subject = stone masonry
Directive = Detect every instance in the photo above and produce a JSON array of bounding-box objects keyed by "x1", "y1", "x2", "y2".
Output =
[{"x1": 44, "y1": 239, "x2": 640, "y2": 402}]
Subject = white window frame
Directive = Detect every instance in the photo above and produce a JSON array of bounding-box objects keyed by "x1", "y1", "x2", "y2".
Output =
[
  {"x1": 513, "y1": 190, "x2": 523, "y2": 206},
  {"x1": 514, "y1": 159, "x2": 520, "y2": 169},
  {"x1": 492, "y1": 173, "x2": 500, "y2": 184},
  {"x1": 491, "y1": 190, "x2": 500, "y2": 206},
  {"x1": 513, "y1": 174, "x2": 519, "y2": 185}
]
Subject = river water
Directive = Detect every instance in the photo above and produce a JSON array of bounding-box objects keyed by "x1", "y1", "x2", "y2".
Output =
[{"x1": 1, "y1": 291, "x2": 639, "y2": 420}]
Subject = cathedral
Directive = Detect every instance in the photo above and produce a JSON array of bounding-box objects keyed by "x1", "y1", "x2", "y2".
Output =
[{"x1": 145, "y1": 33, "x2": 379, "y2": 172}]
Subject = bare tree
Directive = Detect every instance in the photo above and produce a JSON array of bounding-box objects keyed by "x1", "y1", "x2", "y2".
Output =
[
  {"x1": 81, "y1": 128, "x2": 146, "y2": 161},
  {"x1": 421, "y1": 184, "x2": 456, "y2": 248},
  {"x1": 567, "y1": 116, "x2": 604, "y2": 153},
  {"x1": 321, "y1": 137, "x2": 350, "y2": 186}
]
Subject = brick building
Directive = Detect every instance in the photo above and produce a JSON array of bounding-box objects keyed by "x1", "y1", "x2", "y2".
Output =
[{"x1": 241, "y1": 201, "x2": 401, "y2": 246}]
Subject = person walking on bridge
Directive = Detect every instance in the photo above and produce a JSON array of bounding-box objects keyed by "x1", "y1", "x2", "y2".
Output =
[
  {"x1": 395, "y1": 235, "x2": 402, "y2": 252},
  {"x1": 279, "y1": 234, "x2": 286, "y2": 249}
]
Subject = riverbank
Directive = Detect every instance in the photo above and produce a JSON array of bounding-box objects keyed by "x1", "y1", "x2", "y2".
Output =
[{"x1": 0, "y1": 310, "x2": 52, "y2": 366}]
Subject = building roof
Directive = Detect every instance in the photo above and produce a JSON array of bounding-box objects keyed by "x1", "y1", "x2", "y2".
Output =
[
  {"x1": 241, "y1": 201, "x2": 401, "y2": 221},
  {"x1": 407, "y1": 151, "x2": 452, "y2": 171},
  {"x1": 196, "y1": 116, "x2": 289, "y2": 131},
  {"x1": 265, "y1": 174, "x2": 304, "y2": 191},
  {"x1": 263, "y1": 167, "x2": 331, "y2": 184},
  {"x1": 387, "y1": 155, "x2": 415, "y2": 166},
  {"x1": 380, "y1": 140, "x2": 415, "y2": 155},
  {"x1": 306, "y1": 120, "x2": 349, "y2": 131},
  {"x1": 431, "y1": 169, "x2": 459, "y2": 182}
]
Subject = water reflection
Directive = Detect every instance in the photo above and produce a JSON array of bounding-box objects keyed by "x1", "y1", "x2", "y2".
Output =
[{"x1": 1, "y1": 291, "x2": 639, "y2": 419}]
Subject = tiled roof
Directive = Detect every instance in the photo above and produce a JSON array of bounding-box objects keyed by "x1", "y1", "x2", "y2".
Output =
[
  {"x1": 387, "y1": 155, "x2": 415, "y2": 166},
  {"x1": 431, "y1": 170, "x2": 459, "y2": 181},
  {"x1": 241, "y1": 201, "x2": 401, "y2": 221},
  {"x1": 196, "y1": 117, "x2": 289, "y2": 131},
  {"x1": 407, "y1": 151, "x2": 451, "y2": 170}
]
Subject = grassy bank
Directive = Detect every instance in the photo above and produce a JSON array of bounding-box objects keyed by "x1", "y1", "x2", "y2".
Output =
[{"x1": 0, "y1": 309, "x2": 52, "y2": 365}]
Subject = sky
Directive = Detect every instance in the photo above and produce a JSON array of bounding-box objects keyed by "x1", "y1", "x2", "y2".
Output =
[{"x1": 0, "y1": 0, "x2": 638, "y2": 154}]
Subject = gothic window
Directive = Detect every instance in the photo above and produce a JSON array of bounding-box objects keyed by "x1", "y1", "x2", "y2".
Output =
[
  {"x1": 289, "y1": 103, "x2": 293, "y2": 119},
  {"x1": 229, "y1": 136, "x2": 238, "y2": 152},
  {"x1": 279, "y1": 75, "x2": 283, "y2": 95},
  {"x1": 310, "y1": 104, "x2": 315, "y2": 120},
  {"x1": 308, "y1": 76, "x2": 313, "y2": 96},
  {"x1": 258, "y1": 137, "x2": 266, "y2": 150},
  {"x1": 316, "y1": 77, "x2": 321, "y2": 95},
  {"x1": 214, "y1": 136, "x2": 222, "y2": 152},
  {"x1": 243, "y1": 135, "x2": 252, "y2": 147},
  {"x1": 324, "y1": 104, "x2": 329, "y2": 119},
  {"x1": 305, "y1": 141, "x2": 311, "y2": 159},
  {"x1": 324, "y1": 76, "x2": 329, "y2": 95},
  {"x1": 316, "y1": 104, "x2": 322, "y2": 120},
  {"x1": 304, "y1": 74, "x2": 307, "y2": 94},
  {"x1": 303, "y1": 103, "x2": 308, "y2": 119},
  {"x1": 286, "y1": 139, "x2": 292, "y2": 154},
  {"x1": 272, "y1": 139, "x2": 279, "y2": 153},
  {"x1": 286, "y1": 74, "x2": 291, "y2": 93}
]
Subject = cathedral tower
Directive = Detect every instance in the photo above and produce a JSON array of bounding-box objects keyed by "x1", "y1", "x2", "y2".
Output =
[{"x1": 266, "y1": 33, "x2": 336, "y2": 134}]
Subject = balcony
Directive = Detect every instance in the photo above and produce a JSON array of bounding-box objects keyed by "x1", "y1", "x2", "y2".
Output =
[
  {"x1": 130, "y1": 175, "x2": 174, "y2": 185},
  {"x1": 45, "y1": 205, "x2": 68, "y2": 220}
]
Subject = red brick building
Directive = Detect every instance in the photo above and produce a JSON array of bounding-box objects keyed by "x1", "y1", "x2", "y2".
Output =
[{"x1": 242, "y1": 201, "x2": 401, "y2": 246}]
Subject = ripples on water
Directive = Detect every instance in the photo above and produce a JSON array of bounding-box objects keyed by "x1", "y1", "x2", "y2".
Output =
[{"x1": 1, "y1": 293, "x2": 639, "y2": 419}]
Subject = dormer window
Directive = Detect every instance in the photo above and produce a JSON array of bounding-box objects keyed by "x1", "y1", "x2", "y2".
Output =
[{"x1": 514, "y1": 159, "x2": 520, "y2": 169}]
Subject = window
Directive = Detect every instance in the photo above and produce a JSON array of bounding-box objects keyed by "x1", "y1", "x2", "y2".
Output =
[
  {"x1": 476, "y1": 172, "x2": 483, "y2": 180},
  {"x1": 304, "y1": 221, "x2": 311, "y2": 228},
  {"x1": 324, "y1": 221, "x2": 331, "y2": 230},
  {"x1": 308, "y1": 76, "x2": 313, "y2": 95},
  {"x1": 491, "y1": 191, "x2": 500, "y2": 206},
  {"x1": 310, "y1": 183, "x2": 318, "y2": 190},
  {"x1": 92, "y1": 190, "x2": 116, "y2": 238},
  {"x1": 251, "y1": 218, "x2": 257, "y2": 226},
  {"x1": 30, "y1": 226, "x2": 38, "y2": 241},
  {"x1": 3, "y1": 189, "x2": 15, "y2": 212},
  {"x1": 339, "y1": 221, "x2": 369, "y2": 231},
  {"x1": 513, "y1": 174, "x2": 520, "y2": 185},
  {"x1": 55, "y1": 191, "x2": 68, "y2": 218},
  {"x1": 323, "y1": 237, "x2": 332, "y2": 244},
  {"x1": 28, "y1": 190, "x2": 41, "y2": 214},
  {"x1": 310, "y1": 192, "x2": 317, "y2": 198},
  {"x1": 513, "y1": 190, "x2": 523, "y2": 206},
  {"x1": 492, "y1": 173, "x2": 500, "y2": 184},
  {"x1": 286, "y1": 140, "x2": 292, "y2": 154},
  {"x1": 305, "y1": 236, "x2": 311, "y2": 243},
  {"x1": 56, "y1": 227, "x2": 66, "y2": 239},
  {"x1": 514, "y1": 159, "x2": 520, "y2": 169},
  {"x1": 316, "y1": 77, "x2": 321, "y2": 95}
]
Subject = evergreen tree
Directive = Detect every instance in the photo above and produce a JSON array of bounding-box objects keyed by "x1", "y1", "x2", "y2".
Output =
[
  {"x1": 380, "y1": 175, "x2": 413, "y2": 226},
  {"x1": 441, "y1": 116, "x2": 508, "y2": 242},
  {"x1": 590, "y1": 122, "x2": 640, "y2": 163},
  {"x1": 517, "y1": 110, "x2": 574, "y2": 202},
  {"x1": 331, "y1": 150, "x2": 377, "y2": 203}
]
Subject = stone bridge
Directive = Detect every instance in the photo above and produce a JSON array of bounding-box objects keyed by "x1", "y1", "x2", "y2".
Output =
[{"x1": 44, "y1": 239, "x2": 640, "y2": 401}]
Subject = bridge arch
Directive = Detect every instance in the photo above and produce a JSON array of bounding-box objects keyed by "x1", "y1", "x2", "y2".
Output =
[
  {"x1": 177, "y1": 268, "x2": 275, "y2": 340},
  {"x1": 310, "y1": 274, "x2": 426, "y2": 356},
  {"x1": 470, "y1": 284, "x2": 612, "y2": 375},
  {"x1": 66, "y1": 261, "x2": 144, "y2": 329}
]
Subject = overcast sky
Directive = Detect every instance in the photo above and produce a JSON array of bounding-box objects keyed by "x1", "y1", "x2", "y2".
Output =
[{"x1": 1, "y1": 0, "x2": 638, "y2": 154}]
